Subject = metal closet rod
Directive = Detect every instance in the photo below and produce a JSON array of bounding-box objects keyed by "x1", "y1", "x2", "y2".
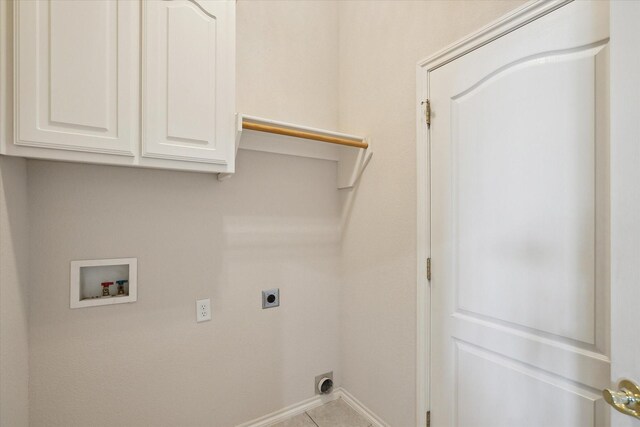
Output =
[{"x1": 242, "y1": 120, "x2": 369, "y2": 149}]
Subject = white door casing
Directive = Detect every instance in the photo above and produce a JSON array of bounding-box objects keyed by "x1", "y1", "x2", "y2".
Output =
[
  {"x1": 419, "y1": 1, "x2": 613, "y2": 426},
  {"x1": 610, "y1": 2, "x2": 640, "y2": 427},
  {"x1": 15, "y1": 0, "x2": 137, "y2": 156},
  {"x1": 142, "y1": 0, "x2": 235, "y2": 166}
]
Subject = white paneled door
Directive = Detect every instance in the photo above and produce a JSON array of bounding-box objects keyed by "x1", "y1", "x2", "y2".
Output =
[
  {"x1": 428, "y1": 2, "x2": 613, "y2": 426},
  {"x1": 143, "y1": 0, "x2": 235, "y2": 165},
  {"x1": 15, "y1": 0, "x2": 137, "y2": 155}
]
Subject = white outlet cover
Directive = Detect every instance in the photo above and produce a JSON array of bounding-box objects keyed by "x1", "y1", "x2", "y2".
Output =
[{"x1": 196, "y1": 298, "x2": 211, "y2": 322}]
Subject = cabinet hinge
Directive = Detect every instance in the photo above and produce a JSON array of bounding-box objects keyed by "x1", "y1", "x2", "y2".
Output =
[
  {"x1": 427, "y1": 411, "x2": 431, "y2": 427},
  {"x1": 426, "y1": 258, "x2": 431, "y2": 281},
  {"x1": 422, "y1": 99, "x2": 431, "y2": 128}
]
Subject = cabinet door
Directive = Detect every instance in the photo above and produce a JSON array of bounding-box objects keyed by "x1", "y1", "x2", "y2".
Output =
[
  {"x1": 142, "y1": 0, "x2": 235, "y2": 165},
  {"x1": 15, "y1": 0, "x2": 137, "y2": 156}
]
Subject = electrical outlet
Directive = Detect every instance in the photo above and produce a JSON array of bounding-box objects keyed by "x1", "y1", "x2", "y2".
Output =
[
  {"x1": 262, "y1": 289, "x2": 280, "y2": 309},
  {"x1": 196, "y1": 298, "x2": 211, "y2": 322}
]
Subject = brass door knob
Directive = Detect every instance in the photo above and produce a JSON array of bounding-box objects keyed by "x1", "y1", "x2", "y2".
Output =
[{"x1": 603, "y1": 379, "x2": 640, "y2": 420}]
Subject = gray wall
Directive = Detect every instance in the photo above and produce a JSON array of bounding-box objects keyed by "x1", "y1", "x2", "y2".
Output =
[
  {"x1": 27, "y1": 153, "x2": 341, "y2": 427},
  {"x1": 0, "y1": 156, "x2": 29, "y2": 427}
]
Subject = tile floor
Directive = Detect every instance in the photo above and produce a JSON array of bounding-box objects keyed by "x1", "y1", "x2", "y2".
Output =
[{"x1": 272, "y1": 399, "x2": 372, "y2": 427}]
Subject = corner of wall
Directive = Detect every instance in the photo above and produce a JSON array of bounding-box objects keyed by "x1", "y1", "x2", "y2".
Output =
[{"x1": 0, "y1": 155, "x2": 29, "y2": 427}]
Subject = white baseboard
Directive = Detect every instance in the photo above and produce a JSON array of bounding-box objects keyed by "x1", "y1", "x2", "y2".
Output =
[
  {"x1": 235, "y1": 392, "x2": 338, "y2": 427},
  {"x1": 236, "y1": 387, "x2": 389, "y2": 427},
  {"x1": 338, "y1": 388, "x2": 390, "y2": 427}
]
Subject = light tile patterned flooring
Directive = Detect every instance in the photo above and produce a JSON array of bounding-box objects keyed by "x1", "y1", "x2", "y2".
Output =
[{"x1": 273, "y1": 399, "x2": 372, "y2": 427}]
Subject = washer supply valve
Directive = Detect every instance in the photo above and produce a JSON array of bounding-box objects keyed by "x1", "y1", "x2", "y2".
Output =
[
  {"x1": 101, "y1": 282, "x2": 114, "y2": 297},
  {"x1": 116, "y1": 280, "x2": 128, "y2": 296}
]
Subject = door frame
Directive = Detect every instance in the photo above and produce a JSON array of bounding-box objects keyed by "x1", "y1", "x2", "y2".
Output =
[
  {"x1": 609, "y1": 2, "x2": 640, "y2": 426},
  {"x1": 414, "y1": 1, "x2": 572, "y2": 425}
]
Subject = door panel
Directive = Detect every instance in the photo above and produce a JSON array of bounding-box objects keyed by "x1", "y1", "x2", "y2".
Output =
[
  {"x1": 16, "y1": 0, "x2": 136, "y2": 155},
  {"x1": 49, "y1": 1, "x2": 112, "y2": 130},
  {"x1": 143, "y1": 0, "x2": 234, "y2": 164},
  {"x1": 455, "y1": 342, "x2": 600, "y2": 427},
  {"x1": 430, "y1": 2, "x2": 610, "y2": 426},
  {"x1": 452, "y1": 45, "x2": 607, "y2": 346},
  {"x1": 167, "y1": 5, "x2": 213, "y2": 144}
]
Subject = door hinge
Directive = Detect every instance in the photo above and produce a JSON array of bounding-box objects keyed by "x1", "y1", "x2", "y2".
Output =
[
  {"x1": 422, "y1": 99, "x2": 431, "y2": 128},
  {"x1": 426, "y1": 258, "x2": 431, "y2": 281},
  {"x1": 426, "y1": 410, "x2": 431, "y2": 427}
]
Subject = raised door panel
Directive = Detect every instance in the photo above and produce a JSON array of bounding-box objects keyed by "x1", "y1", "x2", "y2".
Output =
[
  {"x1": 143, "y1": 0, "x2": 235, "y2": 165},
  {"x1": 15, "y1": 0, "x2": 136, "y2": 155},
  {"x1": 452, "y1": 46, "x2": 606, "y2": 346},
  {"x1": 454, "y1": 342, "x2": 601, "y2": 427}
]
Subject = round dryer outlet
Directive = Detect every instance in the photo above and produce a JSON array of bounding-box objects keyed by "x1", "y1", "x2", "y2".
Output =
[{"x1": 315, "y1": 371, "x2": 334, "y2": 395}]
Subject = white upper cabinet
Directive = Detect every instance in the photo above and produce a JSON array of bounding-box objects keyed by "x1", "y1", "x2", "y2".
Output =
[
  {"x1": 14, "y1": 0, "x2": 137, "y2": 156},
  {"x1": 2, "y1": 0, "x2": 236, "y2": 174},
  {"x1": 142, "y1": 0, "x2": 235, "y2": 166}
]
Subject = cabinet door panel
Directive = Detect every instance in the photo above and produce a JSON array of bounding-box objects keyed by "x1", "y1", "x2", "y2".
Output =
[
  {"x1": 15, "y1": 0, "x2": 136, "y2": 155},
  {"x1": 143, "y1": 0, "x2": 235, "y2": 165}
]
